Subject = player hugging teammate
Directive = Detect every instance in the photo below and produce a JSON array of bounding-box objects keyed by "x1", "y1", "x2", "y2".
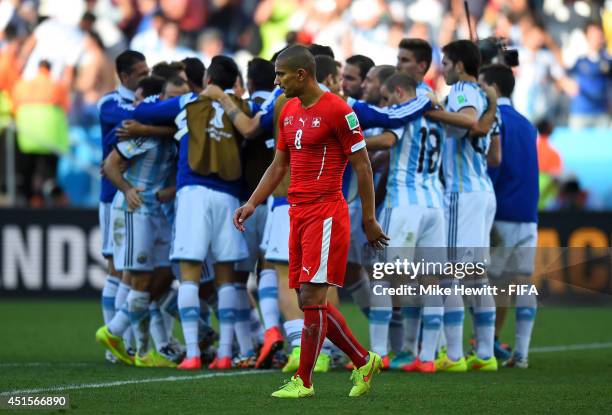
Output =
[{"x1": 94, "y1": 35, "x2": 539, "y2": 396}]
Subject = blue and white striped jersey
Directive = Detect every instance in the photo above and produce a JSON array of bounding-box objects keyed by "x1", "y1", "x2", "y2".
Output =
[
  {"x1": 443, "y1": 81, "x2": 497, "y2": 193},
  {"x1": 385, "y1": 114, "x2": 444, "y2": 209},
  {"x1": 113, "y1": 137, "x2": 178, "y2": 214}
]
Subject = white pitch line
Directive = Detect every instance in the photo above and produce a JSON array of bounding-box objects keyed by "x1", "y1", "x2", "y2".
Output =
[
  {"x1": 2, "y1": 342, "x2": 612, "y2": 395},
  {"x1": 1, "y1": 370, "x2": 271, "y2": 396},
  {"x1": 530, "y1": 342, "x2": 612, "y2": 353}
]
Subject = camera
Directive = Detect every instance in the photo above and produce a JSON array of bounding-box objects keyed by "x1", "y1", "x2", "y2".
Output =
[{"x1": 478, "y1": 37, "x2": 519, "y2": 67}]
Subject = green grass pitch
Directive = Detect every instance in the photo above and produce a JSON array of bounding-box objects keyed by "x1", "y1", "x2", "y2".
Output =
[{"x1": 1, "y1": 300, "x2": 611, "y2": 414}]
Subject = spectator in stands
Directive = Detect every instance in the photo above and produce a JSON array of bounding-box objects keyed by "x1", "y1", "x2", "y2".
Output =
[
  {"x1": 12, "y1": 60, "x2": 70, "y2": 206},
  {"x1": 567, "y1": 20, "x2": 612, "y2": 129},
  {"x1": 74, "y1": 30, "x2": 116, "y2": 127},
  {"x1": 536, "y1": 119, "x2": 563, "y2": 211},
  {"x1": 160, "y1": 0, "x2": 206, "y2": 48},
  {"x1": 197, "y1": 29, "x2": 224, "y2": 67},
  {"x1": 130, "y1": 9, "x2": 165, "y2": 62},
  {"x1": 554, "y1": 175, "x2": 591, "y2": 211},
  {"x1": 0, "y1": 24, "x2": 20, "y2": 127}
]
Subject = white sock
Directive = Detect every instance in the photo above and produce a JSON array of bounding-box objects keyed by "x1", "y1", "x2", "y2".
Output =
[
  {"x1": 217, "y1": 283, "x2": 236, "y2": 358},
  {"x1": 283, "y1": 319, "x2": 304, "y2": 348},
  {"x1": 178, "y1": 281, "x2": 200, "y2": 358},
  {"x1": 515, "y1": 290, "x2": 537, "y2": 359},
  {"x1": 258, "y1": 269, "x2": 280, "y2": 330},
  {"x1": 127, "y1": 289, "x2": 151, "y2": 355},
  {"x1": 101, "y1": 275, "x2": 120, "y2": 324},
  {"x1": 389, "y1": 309, "x2": 405, "y2": 355},
  {"x1": 234, "y1": 283, "x2": 255, "y2": 357},
  {"x1": 437, "y1": 326, "x2": 447, "y2": 351},
  {"x1": 473, "y1": 291, "x2": 496, "y2": 360},
  {"x1": 420, "y1": 296, "x2": 443, "y2": 362},
  {"x1": 443, "y1": 293, "x2": 464, "y2": 362},
  {"x1": 159, "y1": 288, "x2": 177, "y2": 339},
  {"x1": 345, "y1": 268, "x2": 370, "y2": 316},
  {"x1": 250, "y1": 308, "x2": 265, "y2": 344},
  {"x1": 369, "y1": 281, "x2": 392, "y2": 357},
  {"x1": 149, "y1": 301, "x2": 168, "y2": 351},
  {"x1": 114, "y1": 282, "x2": 132, "y2": 345},
  {"x1": 107, "y1": 300, "x2": 131, "y2": 337},
  {"x1": 402, "y1": 306, "x2": 421, "y2": 354}
]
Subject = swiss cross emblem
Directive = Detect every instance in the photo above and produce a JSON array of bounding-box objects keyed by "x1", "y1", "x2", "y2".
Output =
[
  {"x1": 311, "y1": 117, "x2": 321, "y2": 128},
  {"x1": 284, "y1": 116, "x2": 293, "y2": 126}
]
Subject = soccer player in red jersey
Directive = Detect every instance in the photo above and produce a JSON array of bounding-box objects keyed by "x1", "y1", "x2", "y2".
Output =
[{"x1": 233, "y1": 45, "x2": 390, "y2": 398}]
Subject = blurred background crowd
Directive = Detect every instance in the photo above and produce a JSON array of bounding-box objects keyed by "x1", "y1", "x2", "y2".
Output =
[{"x1": 0, "y1": 0, "x2": 610, "y2": 209}]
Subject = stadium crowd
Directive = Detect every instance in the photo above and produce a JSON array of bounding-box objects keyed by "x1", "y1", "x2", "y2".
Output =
[
  {"x1": 0, "y1": 0, "x2": 609, "y2": 397},
  {"x1": 0, "y1": 0, "x2": 610, "y2": 208}
]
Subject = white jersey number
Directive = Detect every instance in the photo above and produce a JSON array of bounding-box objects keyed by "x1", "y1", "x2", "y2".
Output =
[{"x1": 294, "y1": 129, "x2": 303, "y2": 149}]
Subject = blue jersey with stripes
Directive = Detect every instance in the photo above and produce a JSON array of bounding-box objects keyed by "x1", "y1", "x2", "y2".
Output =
[
  {"x1": 113, "y1": 137, "x2": 178, "y2": 214},
  {"x1": 443, "y1": 81, "x2": 497, "y2": 193},
  {"x1": 488, "y1": 99, "x2": 538, "y2": 223},
  {"x1": 97, "y1": 85, "x2": 135, "y2": 203},
  {"x1": 133, "y1": 92, "x2": 252, "y2": 198},
  {"x1": 385, "y1": 116, "x2": 444, "y2": 209},
  {"x1": 347, "y1": 95, "x2": 433, "y2": 130}
]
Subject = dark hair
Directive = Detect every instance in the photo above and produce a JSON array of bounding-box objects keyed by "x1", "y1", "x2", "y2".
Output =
[
  {"x1": 115, "y1": 50, "x2": 146, "y2": 76},
  {"x1": 346, "y1": 55, "x2": 375, "y2": 80},
  {"x1": 39, "y1": 60, "x2": 52, "y2": 70},
  {"x1": 376, "y1": 65, "x2": 397, "y2": 84},
  {"x1": 3, "y1": 23, "x2": 18, "y2": 41},
  {"x1": 536, "y1": 119, "x2": 553, "y2": 136},
  {"x1": 442, "y1": 40, "x2": 481, "y2": 78},
  {"x1": 163, "y1": 75, "x2": 188, "y2": 94},
  {"x1": 152, "y1": 61, "x2": 186, "y2": 80},
  {"x1": 584, "y1": 18, "x2": 603, "y2": 32},
  {"x1": 138, "y1": 75, "x2": 166, "y2": 97},
  {"x1": 315, "y1": 55, "x2": 338, "y2": 83},
  {"x1": 383, "y1": 73, "x2": 417, "y2": 95},
  {"x1": 85, "y1": 29, "x2": 105, "y2": 50},
  {"x1": 247, "y1": 58, "x2": 275, "y2": 91},
  {"x1": 207, "y1": 55, "x2": 240, "y2": 90},
  {"x1": 398, "y1": 38, "x2": 433, "y2": 71},
  {"x1": 479, "y1": 64, "x2": 515, "y2": 97},
  {"x1": 181, "y1": 57, "x2": 205, "y2": 90},
  {"x1": 277, "y1": 45, "x2": 316, "y2": 77},
  {"x1": 271, "y1": 46, "x2": 290, "y2": 63},
  {"x1": 308, "y1": 43, "x2": 334, "y2": 58}
]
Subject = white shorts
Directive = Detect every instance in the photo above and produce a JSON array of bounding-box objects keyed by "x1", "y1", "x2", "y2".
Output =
[
  {"x1": 348, "y1": 198, "x2": 368, "y2": 264},
  {"x1": 99, "y1": 202, "x2": 113, "y2": 258},
  {"x1": 170, "y1": 185, "x2": 248, "y2": 263},
  {"x1": 489, "y1": 221, "x2": 538, "y2": 278},
  {"x1": 170, "y1": 258, "x2": 216, "y2": 283},
  {"x1": 444, "y1": 191, "x2": 496, "y2": 263},
  {"x1": 378, "y1": 204, "x2": 446, "y2": 263},
  {"x1": 112, "y1": 208, "x2": 172, "y2": 272},
  {"x1": 264, "y1": 202, "x2": 290, "y2": 263},
  {"x1": 235, "y1": 203, "x2": 268, "y2": 272}
]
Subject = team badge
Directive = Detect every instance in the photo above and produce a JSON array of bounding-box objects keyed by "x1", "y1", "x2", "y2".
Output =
[
  {"x1": 457, "y1": 94, "x2": 466, "y2": 104},
  {"x1": 345, "y1": 112, "x2": 359, "y2": 130},
  {"x1": 137, "y1": 252, "x2": 148, "y2": 264},
  {"x1": 283, "y1": 116, "x2": 293, "y2": 126},
  {"x1": 311, "y1": 117, "x2": 321, "y2": 128}
]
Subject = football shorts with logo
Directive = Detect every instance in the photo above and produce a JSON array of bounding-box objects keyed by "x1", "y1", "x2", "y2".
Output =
[
  {"x1": 170, "y1": 185, "x2": 248, "y2": 263},
  {"x1": 288, "y1": 198, "x2": 350, "y2": 289},
  {"x1": 488, "y1": 221, "x2": 537, "y2": 279},
  {"x1": 262, "y1": 197, "x2": 290, "y2": 263}
]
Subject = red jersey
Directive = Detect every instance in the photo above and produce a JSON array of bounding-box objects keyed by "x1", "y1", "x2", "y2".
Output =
[{"x1": 277, "y1": 92, "x2": 366, "y2": 205}]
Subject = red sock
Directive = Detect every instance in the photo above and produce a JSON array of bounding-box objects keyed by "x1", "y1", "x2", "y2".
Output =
[
  {"x1": 296, "y1": 305, "x2": 327, "y2": 388},
  {"x1": 326, "y1": 302, "x2": 368, "y2": 368}
]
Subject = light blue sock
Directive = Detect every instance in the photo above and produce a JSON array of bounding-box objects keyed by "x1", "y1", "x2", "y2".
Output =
[{"x1": 178, "y1": 281, "x2": 200, "y2": 358}]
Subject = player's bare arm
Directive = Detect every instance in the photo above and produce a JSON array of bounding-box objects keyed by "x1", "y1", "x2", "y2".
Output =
[
  {"x1": 155, "y1": 186, "x2": 176, "y2": 203},
  {"x1": 487, "y1": 134, "x2": 502, "y2": 167},
  {"x1": 116, "y1": 120, "x2": 176, "y2": 140},
  {"x1": 103, "y1": 150, "x2": 143, "y2": 210},
  {"x1": 348, "y1": 148, "x2": 389, "y2": 249},
  {"x1": 365, "y1": 131, "x2": 397, "y2": 151},
  {"x1": 202, "y1": 84, "x2": 263, "y2": 138},
  {"x1": 233, "y1": 148, "x2": 289, "y2": 231}
]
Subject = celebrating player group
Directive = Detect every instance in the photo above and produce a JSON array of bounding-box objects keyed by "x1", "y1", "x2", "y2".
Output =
[{"x1": 95, "y1": 35, "x2": 539, "y2": 399}]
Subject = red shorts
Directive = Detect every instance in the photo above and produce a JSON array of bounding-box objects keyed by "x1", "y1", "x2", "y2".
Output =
[{"x1": 288, "y1": 198, "x2": 350, "y2": 289}]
